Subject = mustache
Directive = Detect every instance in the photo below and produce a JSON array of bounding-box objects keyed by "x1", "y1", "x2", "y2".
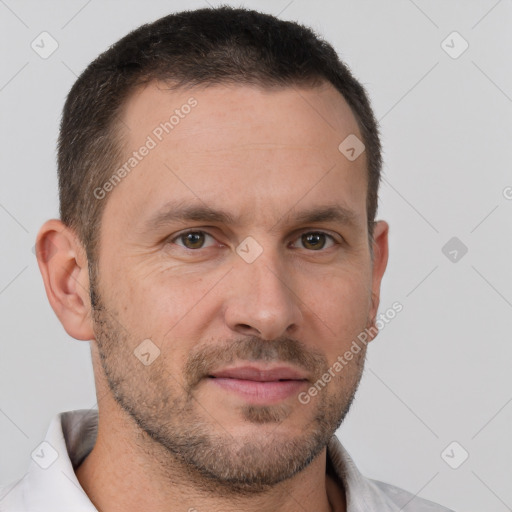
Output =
[{"x1": 184, "y1": 336, "x2": 328, "y2": 390}]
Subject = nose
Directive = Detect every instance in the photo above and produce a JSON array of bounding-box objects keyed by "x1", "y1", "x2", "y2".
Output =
[{"x1": 223, "y1": 253, "x2": 303, "y2": 340}]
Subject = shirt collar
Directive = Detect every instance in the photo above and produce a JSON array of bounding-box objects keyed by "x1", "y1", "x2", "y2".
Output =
[
  {"x1": 17, "y1": 410, "x2": 99, "y2": 512},
  {"x1": 326, "y1": 435, "x2": 404, "y2": 511}
]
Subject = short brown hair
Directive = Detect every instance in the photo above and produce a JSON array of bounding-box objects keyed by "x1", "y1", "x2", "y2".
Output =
[{"x1": 58, "y1": 6, "x2": 382, "y2": 274}]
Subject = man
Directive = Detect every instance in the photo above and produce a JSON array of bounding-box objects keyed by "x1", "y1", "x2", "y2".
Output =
[{"x1": 0, "y1": 6, "x2": 453, "y2": 512}]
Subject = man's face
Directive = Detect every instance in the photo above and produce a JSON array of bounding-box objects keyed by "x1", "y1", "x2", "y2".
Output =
[{"x1": 89, "y1": 81, "x2": 385, "y2": 490}]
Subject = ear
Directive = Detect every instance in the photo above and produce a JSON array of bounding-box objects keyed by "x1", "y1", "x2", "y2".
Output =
[
  {"x1": 35, "y1": 219, "x2": 95, "y2": 341},
  {"x1": 367, "y1": 220, "x2": 389, "y2": 340}
]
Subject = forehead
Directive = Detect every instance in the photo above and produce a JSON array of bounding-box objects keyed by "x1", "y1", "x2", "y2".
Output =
[
  {"x1": 120, "y1": 80, "x2": 362, "y2": 151},
  {"x1": 105, "y1": 80, "x2": 368, "y2": 231}
]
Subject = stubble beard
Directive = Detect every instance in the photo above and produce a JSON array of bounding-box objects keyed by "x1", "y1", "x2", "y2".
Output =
[{"x1": 89, "y1": 271, "x2": 367, "y2": 495}]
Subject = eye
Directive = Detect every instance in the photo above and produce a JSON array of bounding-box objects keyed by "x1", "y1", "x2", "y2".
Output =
[
  {"x1": 171, "y1": 230, "x2": 217, "y2": 250},
  {"x1": 291, "y1": 231, "x2": 337, "y2": 251}
]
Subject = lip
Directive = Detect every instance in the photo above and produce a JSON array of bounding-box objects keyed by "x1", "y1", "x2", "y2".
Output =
[
  {"x1": 209, "y1": 365, "x2": 309, "y2": 381},
  {"x1": 207, "y1": 365, "x2": 309, "y2": 404}
]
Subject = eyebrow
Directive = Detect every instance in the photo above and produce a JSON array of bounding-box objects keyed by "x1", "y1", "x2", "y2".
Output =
[{"x1": 142, "y1": 199, "x2": 359, "y2": 233}]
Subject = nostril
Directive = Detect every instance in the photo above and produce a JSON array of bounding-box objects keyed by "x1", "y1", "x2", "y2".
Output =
[{"x1": 236, "y1": 323, "x2": 260, "y2": 335}]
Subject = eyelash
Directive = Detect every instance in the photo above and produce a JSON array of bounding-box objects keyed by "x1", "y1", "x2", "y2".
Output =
[{"x1": 169, "y1": 229, "x2": 340, "y2": 251}]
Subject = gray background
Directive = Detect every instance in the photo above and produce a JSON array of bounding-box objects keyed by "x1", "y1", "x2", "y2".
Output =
[{"x1": 1, "y1": 1, "x2": 511, "y2": 510}]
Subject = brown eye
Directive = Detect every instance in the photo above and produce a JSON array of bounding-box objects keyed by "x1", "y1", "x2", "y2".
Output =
[
  {"x1": 294, "y1": 232, "x2": 336, "y2": 251},
  {"x1": 175, "y1": 231, "x2": 211, "y2": 249}
]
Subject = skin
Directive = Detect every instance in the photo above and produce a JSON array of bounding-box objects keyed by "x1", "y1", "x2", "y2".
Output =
[{"x1": 36, "y1": 80, "x2": 388, "y2": 512}]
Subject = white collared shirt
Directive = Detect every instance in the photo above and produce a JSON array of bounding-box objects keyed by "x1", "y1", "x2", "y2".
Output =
[{"x1": 0, "y1": 410, "x2": 453, "y2": 512}]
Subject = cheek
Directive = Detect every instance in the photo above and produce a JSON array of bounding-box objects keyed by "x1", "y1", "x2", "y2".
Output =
[
  {"x1": 117, "y1": 266, "x2": 219, "y2": 344},
  {"x1": 310, "y1": 262, "x2": 371, "y2": 310},
  {"x1": 302, "y1": 267, "x2": 372, "y2": 350}
]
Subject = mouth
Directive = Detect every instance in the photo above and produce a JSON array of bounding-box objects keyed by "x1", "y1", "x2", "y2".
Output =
[{"x1": 207, "y1": 365, "x2": 309, "y2": 404}]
